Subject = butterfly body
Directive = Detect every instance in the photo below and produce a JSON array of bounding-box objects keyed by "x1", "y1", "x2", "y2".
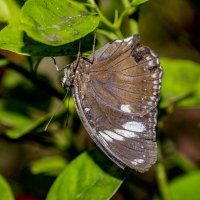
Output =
[{"x1": 62, "y1": 35, "x2": 163, "y2": 172}]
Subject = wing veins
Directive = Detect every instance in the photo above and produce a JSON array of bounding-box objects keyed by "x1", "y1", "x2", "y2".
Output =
[
  {"x1": 88, "y1": 83, "x2": 156, "y2": 128},
  {"x1": 95, "y1": 79, "x2": 157, "y2": 97},
  {"x1": 90, "y1": 56, "x2": 157, "y2": 73},
  {"x1": 96, "y1": 39, "x2": 125, "y2": 62},
  {"x1": 101, "y1": 129, "x2": 156, "y2": 153},
  {"x1": 87, "y1": 80, "x2": 158, "y2": 117}
]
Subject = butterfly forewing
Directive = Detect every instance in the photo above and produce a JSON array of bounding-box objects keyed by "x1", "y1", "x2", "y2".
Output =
[{"x1": 65, "y1": 35, "x2": 163, "y2": 172}]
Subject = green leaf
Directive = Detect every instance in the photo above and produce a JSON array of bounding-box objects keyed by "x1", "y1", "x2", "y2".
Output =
[
  {"x1": 160, "y1": 57, "x2": 200, "y2": 107},
  {"x1": 0, "y1": 175, "x2": 14, "y2": 200},
  {"x1": 0, "y1": 99, "x2": 46, "y2": 139},
  {"x1": 0, "y1": 0, "x2": 24, "y2": 54},
  {"x1": 131, "y1": 0, "x2": 149, "y2": 6},
  {"x1": 1, "y1": 0, "x2": 22, "y2": 23},
  {"x1": 20, "y1": 0, "x2": 100, "y2": 46},
  {"x1": 169, "y1": 171, "x2": 200, "y2": 200},
  {"x1": 3, "y1": 112, "x2": 59, "y2": 139},
  {"x1": 0, "y1": 99, "x2": 34, "y2": 139},
  {"x1": 0, "y1": 23, "x2": 26, "y2": 54},
  {"x1": 0, "y1": 0, "x2": 97, "y2": 55},
  {"x1": 129, "y1": 19, "x2": 139, "y2": 35},
  {"x1": 0, "y1": 23, "x2": 89, "y2": 56},
  {"x1": 0, "y1": 107, "x2": 33, "y2": 139},
  {"x1": 30, "y1": 156, "x2": 67, "y2": 176},
  {"x1": 0, "y1": 21, "x2": 95, "y2": 56},
  {"x1": 0, "y1": 0, "x2": 10, "y2": 22},
  {"x1": 46, "y1": 151, "x2": 125, "y2": 200}
]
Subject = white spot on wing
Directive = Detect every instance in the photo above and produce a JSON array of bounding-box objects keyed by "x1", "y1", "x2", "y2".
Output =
[
  {"x1": 116, "y1": 36, "x2": 133, "y2": 45},
  {"x1": 131, "y1": 159, "x2": 145, "y2": 165},
  {"x1": 122, "y1": 121, "x2": 146, "y2": 133},
  {"x1": 150, "y1": 96, "x2": 156, "y2": 101},
  {"x1": 152, "y1": 73, "x2": 158, "y2": 78},
  {"x1": 147, "y1": 101, "x2": 153, "y2": 106},
  {"x1": 85, "y1": 108, "x2": 90, "y2": 112},
  {"x1": 99, "y1": 131, "x2": 113, "y2": 142},
  {"x1": 150, "y1": 51, "x2": 157, "y2": 57},
  {"x1": 114, "y1": 129, "x2": 138, "y2": 138},
  {"x1": 104, "y1": 130, "x2": 124, "y2": 141},
  {"x1": 153, "y1": 85, "x2": 161, "y2": 89},
  {"x1": 146, "y1": 56, "x2": 152, "y2": 60},
  {"x1": 124, "y1": 36, "x2": 133, "y2": 45},
  {"x1": 156, "y1": 58, "x2": 160, "y2": 64},
  {"x1": 136, "y1": 46, "x2": 145, "y2": 51},
  {"x1": 153, "y1": 80, "x2": 160, "y2": 84},
  {"x1": 148, "y1": 60, "x2": 155, "y2": 66},
  {"x1": 120, "y1": 104, "x2": 131, "y2": 113},
  {"x1": 159, "y1": 71, "x2": 163, "y2": 78},
  {"x1": 115, "y1": 39, "x2": 122, "y2": 43}
]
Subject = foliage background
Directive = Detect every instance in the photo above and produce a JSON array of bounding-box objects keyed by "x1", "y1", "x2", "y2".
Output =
[{"x1": 0, "y1": 0, "x2": 200, "y2": 200}]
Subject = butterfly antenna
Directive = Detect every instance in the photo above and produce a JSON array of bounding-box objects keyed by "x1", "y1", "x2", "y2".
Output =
[
  {"x1": 51, "y1": 57, "x2": 60, "y2": 71},
  {"x1": 44, "y1": 89, "x2": 70, "y2": 131},
  {"x1": 44, "y1": 113, "x2": 55, "y2": 132}
]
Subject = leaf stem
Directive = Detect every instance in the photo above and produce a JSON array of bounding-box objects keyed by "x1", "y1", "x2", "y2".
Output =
[
  {"x1": 96, "y1": 29, "x2": 118, "y2": 41},
  {"x1": 156, "y1": 142, "x2": 171, "y2": 200},
  {"x1": 115, "y1": 0, "x2": 136, "y2": 33},
  {"x1": 87, "y1": 0, "x2": 123, "y2": 38}
]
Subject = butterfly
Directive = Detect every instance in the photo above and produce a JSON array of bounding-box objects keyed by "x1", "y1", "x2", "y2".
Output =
[{"x1": 62, "y1": 35, "x2": 163, "y2": 172}]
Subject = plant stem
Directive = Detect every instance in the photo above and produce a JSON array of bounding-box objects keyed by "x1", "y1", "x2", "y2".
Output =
[
  {"x1": 87, "y1": 0, "x2": 113, "y2": 29},
  {"x1": 156, "y1": 142, "x2": 171, "y2": 200},
  {"x1": 121, "y1": 0, "x2": 131, "y2": 8},
  {"x1": 116, "y1": 0, "x2": 137, "y2": 35},
  {"x1": 96, "y1": 29, "x2": 118, "y2": 41},
  {"x1": 87, "y1": 0, "x2": 123, "y2": 38}
]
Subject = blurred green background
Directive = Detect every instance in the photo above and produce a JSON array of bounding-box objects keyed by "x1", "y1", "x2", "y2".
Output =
[{"x1": 0, "y1": 0, "x2": 200, "y2": 200}]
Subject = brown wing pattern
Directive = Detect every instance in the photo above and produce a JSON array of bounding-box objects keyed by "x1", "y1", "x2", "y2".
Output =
[
  {"x1": 81, "y1": 35, "x2": 162, "y2": 116},
  {"x1": 72, "y1": 35, "x2": 163, "y2": 172}
]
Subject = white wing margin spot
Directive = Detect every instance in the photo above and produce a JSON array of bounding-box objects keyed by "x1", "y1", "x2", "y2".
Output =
[
  {"x1": 131, "y1": 158, "x2": 145, "y2": 166},
  {"x1": 122, "y1": 121, "x2": 146, "y2": 133},
  {"x1": 114, "y1": 129, "x2": 138, "y2": 138},
  {"x1": 120, "y1": 104, "x2": 131, "y2": 113}
]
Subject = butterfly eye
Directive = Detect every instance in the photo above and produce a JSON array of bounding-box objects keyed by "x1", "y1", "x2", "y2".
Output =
[{"x1": 62, "y1": 34, "x2": 163, "y2": 172}]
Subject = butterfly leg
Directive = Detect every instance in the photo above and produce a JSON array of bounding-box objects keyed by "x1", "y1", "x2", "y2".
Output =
[
  {"x1": 81, "y1": 30, "x2": 97, "y2": 64},
  {"x1": 73, "y1": 40, "x2": 82, "y2": 73}
]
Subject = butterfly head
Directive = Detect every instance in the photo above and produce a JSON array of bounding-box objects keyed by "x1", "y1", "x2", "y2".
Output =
[{"x1": 61, "y1": 65, "x2": 75, "y2": 89}]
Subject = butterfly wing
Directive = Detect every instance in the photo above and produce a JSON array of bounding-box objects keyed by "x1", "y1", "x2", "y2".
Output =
[
  {"x1": 72, "y1": 35, "x2": 163, "y2": 172},
  {"x1": 86, "y1": 35, "x2": 162, "y2": 116}
]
